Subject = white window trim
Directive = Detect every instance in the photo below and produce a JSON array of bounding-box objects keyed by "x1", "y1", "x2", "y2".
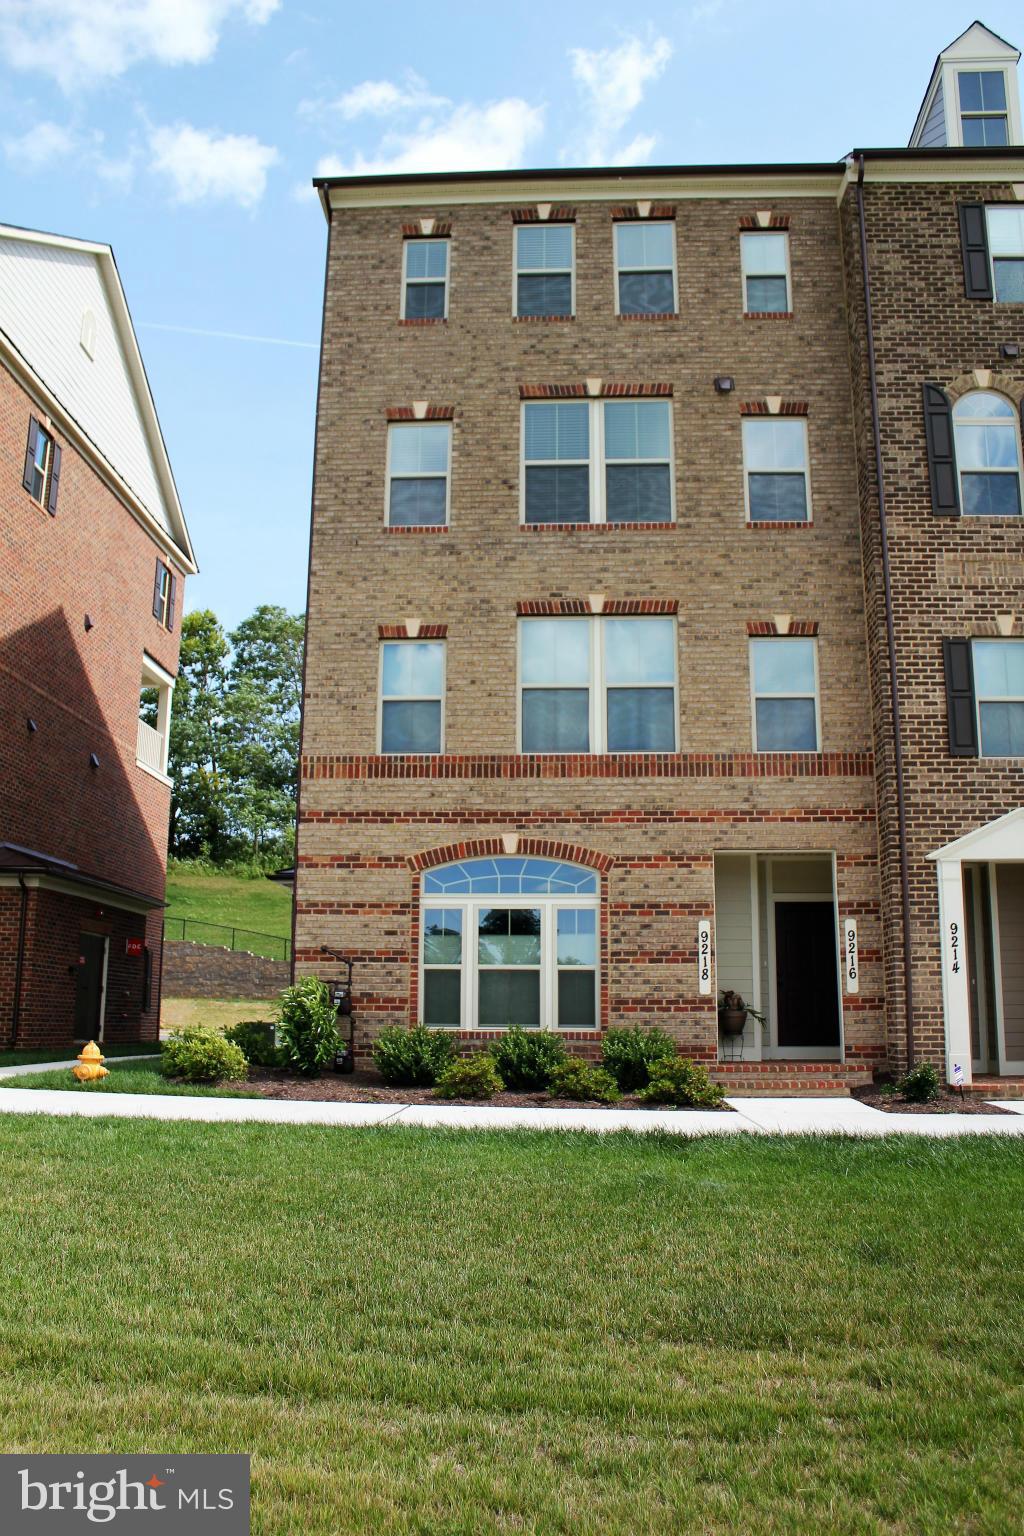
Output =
[
  {"x1": 400, "y1": 237, "x2": 450, "y2": 321},
  {"x1": 956, "y1": 67, "x2": 1011, "y2": 146},
  {"x1": 155, "y1": 561, "x2": 171, "y2": 627},
  {"x1": 377, "y1": 639, "x2": 446, "y2": 755},
  {"x1": 512, "y1": 223, "x2": 576, "y2": 318},
  {"x1": 384, "y1": 421, "x2": 452, "y2": 529},
  {"x1": 29, "y1": 424, "x2": 53, "y2": 507},
  {"x1": 741, "y1": 417, "x2": 812, "y2": 525},
  {"x1": 420, "y1": 889, "x2": 600, "y2": 1032},
  {"x1": 985, "y1": 207, "x2": 1024, "y2": 305},
  {"x1": 739, "y1": 230, "x2": 792, "y2": 314},
  {"x1": 517, "y1": 615, "x2": 679, "y2": 754},
  {"x1": 137, "y1": 651, "x2": 174, "y2": 782},
  {"x1": 613, "y1": 220, "x2": 678, "y2": 316},
  {"x1": 953, "y1": 394, "x2": 1024, "y2": 517},
  {"x1": 519, "y1": 399, "x2": 676, "y2": 526},
  {"x1": 973, "y1": 640, "x2": 1024, "y2": 759},
  {"x1": 749, "y1": 637, "x2": 821, "y2": 753}
]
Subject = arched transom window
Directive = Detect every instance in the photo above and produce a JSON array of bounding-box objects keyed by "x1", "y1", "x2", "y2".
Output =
[
  {"x1": 952, "y1": 392, "x2": 1023, "y2": 517},
  {"x1": 421, "y1": 857, "x2": 599, "y2": 1031}
]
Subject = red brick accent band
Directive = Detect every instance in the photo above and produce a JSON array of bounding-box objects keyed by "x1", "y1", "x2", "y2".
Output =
[
  {"x1": 401, "y1": 222, "x2": 452, "y2": 238},
  {"x1": 746, "y1": 521, "x2": 811, "y2": 531},
  {"x1": 738, "y1": 213, "x2": 790, "y2": 229},
  {"x1": 409, "y1": 835, "x2": 615, "y2": 873},
  {"x1": 511, "y1": 207, "x2": 576, "y2": 223},
  {"x1": 743, "y1": 311, "x2": 794, "y2": 320},
  {"x1": 516, "y1": 598, "x2": 678, "y2": 615},
  {"x1": 746, "y1": 619, "x2": 819, "y2": 637},
  {"x1": 386, "y1": 405, "x2": 454, "y2": 421},
  {"x1": 397, "y1": 318, "x2": 446, "y2": 327},
  {"x1": 616, "y1": 312, "x2": 678, "y2": 321},
  {"x1": 518, "y1": 382, "x2": 672, "y2": 399},
  {"x1": 740, "y1": 400, "x2": 809, "y2": 416},
  {"x1": 519, "y1": 522, "x2": 676, "y2": 534},
  {"x1": 301, "y1": 751, "x2": 874, "y2": 781},
  {"x1": 383, "y1": 525, "x2": 450, "y2": 535},
  {"x1": 512, "y1": 315, "x2": 575, "y2": 323},
  {"x1": 377, "y1": 623, "x2": 448, "y2": 640},
  {"x1": 611, "y1": 204, "x2": 676, "y2": 220}
]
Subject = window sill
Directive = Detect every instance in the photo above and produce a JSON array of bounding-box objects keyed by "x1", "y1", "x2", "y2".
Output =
[
  {"x1": 743, "y1": 311, "x2": 794, "y2": 320},
  {"x1": 384, "y1": 524, "x2": 450, "y2": 534},
  {"x1": 136, "y1": 758, "x2": 172, "y2": 787},
  {"x1": 398, "y1": 317, "x2": 447, "y2": 326},
  {"x1": 519, "y1": 521, "x2": 676, "y2": 533},
  {"x1": 427, "y1": 1027, "x2": 603, "y2": 1038},
  {"x1": 746, "y1": 520, "x2": 813, "y2": 530},
  {"x1": 616, "y1": 312, "x2": 678, "y2": 321},
  {"x1": 512, "y1": 314, "x2": 575, "y2": 322}
]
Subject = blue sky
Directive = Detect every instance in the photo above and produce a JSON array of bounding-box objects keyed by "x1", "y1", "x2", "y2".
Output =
[{"x1": 0, "y1": 1, "x2": 1020, "y2": 628}]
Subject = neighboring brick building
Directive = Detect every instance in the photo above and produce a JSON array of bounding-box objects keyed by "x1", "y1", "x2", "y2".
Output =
[
  {"x1": 297, "y1": 23, "x2": 1024, "y2": 1089},
  {"x1": 0, "y1": 224, "x2": 196, "y2": 1049}
]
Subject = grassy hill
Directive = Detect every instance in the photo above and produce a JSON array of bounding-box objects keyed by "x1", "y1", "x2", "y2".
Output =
[{"x1": 164, "y1": 867, "x2": 292, "y2": 960}]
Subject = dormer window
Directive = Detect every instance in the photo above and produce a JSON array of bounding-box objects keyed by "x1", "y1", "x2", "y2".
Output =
[{"x1": 958, "y1": 70, "x2": 1009, "y2": 145}]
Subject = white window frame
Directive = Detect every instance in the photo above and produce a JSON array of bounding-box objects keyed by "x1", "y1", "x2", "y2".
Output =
[
  {"x1": 519, "y1": 400, "x2": 676, "y2": 526},
  {"x1": 137, "y1": 652, "x2": 174, "y2": 782},
  {"x1": 29, "y1": 423, "x2": 53, "y2": 506},
  {"x1": 973, "y1": 640, "x2": 1024, "y2": 759},
  {"x1": 739, "y1": 231, "x2": 792, "y2": 314},
  {"x1": 512, "y1": 223, "x2": 575, "y2": 318},
  {"x1": 384, "y1": 422, "x2": 452, "y2": 529},
  {"x1": 613, "y1": 220, "x2": 678, "y2": 316},
  {"x1": 154, "y1": 560, "x2": 172, "y2": 627},
  {"x1": 957, "y1": 68, "x2": 1011, "y2": 146},
  {"x1": 517, "y1": 615, "x2": 679, "y2": 754},
  {"x1": 420, "y1": 888, "x2": 600, "y2": 1032},
  {"x1": 952, "y1": 392, "x2": 1024, "y2": 518},
  {"x1": 749, "y1": 637, "x2": 821, "y2": 753},
  {"x1": 741, "y1": 417, "x2": 812, "y2": 525},
  {"x1": 400, "y1": 238, "x2": 450, "y2": 320},
  {"x1": 377, "y1": 639, "x2": 446, "y2": 755},
  {"x1": 984, "y1": 206, "x2": 1024, "y2": 306}
]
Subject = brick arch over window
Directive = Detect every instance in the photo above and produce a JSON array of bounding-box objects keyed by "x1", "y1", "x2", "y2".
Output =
[
  {"x1": 407, "y1": 838, "x2": 613, "y2": 1033},
  {"x1": 945, "y1": 372, "x2": 1024, "y2": 407}
]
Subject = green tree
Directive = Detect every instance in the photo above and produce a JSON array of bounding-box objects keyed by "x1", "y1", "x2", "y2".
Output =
[
  {"x1": 221, "y1": 606, "x2": 305, "y2": 859},
  {"x1": 167, "y1": 610, "x2": 230, "y2": 858}
]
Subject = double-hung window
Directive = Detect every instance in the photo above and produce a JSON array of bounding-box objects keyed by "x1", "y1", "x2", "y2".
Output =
[
  {"x1": 520, "y1": 616, "x2": 677, "y2": 752},
  {"x1": 379, "y1": 640, "x2": 444, "y2": 753},
  {"x1": 740, "y1": 232, "x2": 790, "y2": 313},
  {"x1": 515, "y1": 224, "x2": 574, "y2": 317},
  {"x1": 973, "y1": 641, "x2": 1024, "y2": 757},
  {"x1": 23, "y1": 417, "x2": 60, "y2": 512},
  {"x1": 986, "y1": 207, "x2": 1024, "y2": 303},
  {"x1": 952, "y1": 392, "x2": 1023, "y2": 517},
  {"x1": 387, "y1": 422, "x2": 451, "y2": 526},
  {"x1": 750, "y1": 638, "x2": 819, "y2": 751},
  {"x1": 614, "y1": 222, "x2": 676, "y2": 315},
  {"x1": 402, "y1": 239, "x2": 448, "y2": 319},
  {"x1": 152, "y1": 559, "x2": 177, "y2": 630},
  {"x1": 958, "y1": 71, "x2": 1009, "y2": 146},
  {"x1": 522, "y1": 399, "x2": 673, "y2": 524},
  {"x1": 743, "y1": 418, "x2": 810, "y2": 523}
]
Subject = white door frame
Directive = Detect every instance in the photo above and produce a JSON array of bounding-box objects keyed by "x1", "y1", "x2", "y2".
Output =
[{"x1": 764, "y1": 889, "x2": 843, "y2": 1060}]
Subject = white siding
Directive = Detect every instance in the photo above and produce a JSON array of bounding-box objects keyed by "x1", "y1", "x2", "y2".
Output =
[
  {"x1": 919, "y1": 87, "x2": 947, "y2": 148},
  {"x1": 996, "y1": 865, "x2": 1024, "y2": 1060},
  {"x1": 0, "y1": 237, "x2": 170, "y2": 531},
  {"x1": 714, "y1": 855, "x2": 759, "y2": 1054}
]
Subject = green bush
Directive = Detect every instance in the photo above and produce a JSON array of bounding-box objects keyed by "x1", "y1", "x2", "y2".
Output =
[
  {"x1": 276, "y1": 978, "x2": 340, "y2": 1076},
  {"x1": 434, "y1": 1054, "x2": 504, "y2": 1100},
  {"x1": 895, "y1": 1061, "x2": 941, "y2": 1103},
  {"x1": 548, "y1": 1058, "x2": 620, "y2": 1104},
  {"x1": 491, "y1": 1027, "x2": 567, "y2": 1090},
  {"x1": 372, "y1": 1025, "x2": 455, "y2": 1086},
  {"x1": 639, "y1": 1057, "x2": 725, "y2": 1109},
  {"x1": 224, "y1": 1020, "x2": 281, "y2": 1067},
  {"x1": 161, "y1": 1027, "x2": 248, "y2": 1084},
  {"x1": 601, "y1": 1026, "x2": 678, "y2": 1092}
]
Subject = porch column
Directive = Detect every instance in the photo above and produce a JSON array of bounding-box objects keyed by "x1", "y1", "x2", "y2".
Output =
[{"x1": 935, "y1": 858, "x2": 972, "y2": 1085}]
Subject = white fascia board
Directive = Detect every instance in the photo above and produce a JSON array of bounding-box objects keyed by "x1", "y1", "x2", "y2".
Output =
[
  {"x1": 856, "y1": 154, "x2": 1024, "y2": 185},
  {"x1": 322, "y1": 171, "x2": 844, "y2": 212}
]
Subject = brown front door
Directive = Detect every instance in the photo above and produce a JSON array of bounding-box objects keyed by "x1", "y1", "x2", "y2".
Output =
[
  {"x1": 774, "y1": 902, "x2": 841, "y2": 1051},
  {"x1": 73, "y1": 934, "x2": 107, "y2": 1041}
]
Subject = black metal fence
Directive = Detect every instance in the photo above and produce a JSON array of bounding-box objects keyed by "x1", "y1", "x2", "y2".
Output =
[{"x1": 163, "y1": 917, "x2": 291, "y2": 963}]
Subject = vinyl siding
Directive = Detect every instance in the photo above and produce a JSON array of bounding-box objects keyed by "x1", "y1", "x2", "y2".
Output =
[
  {"x1": 919, "y1": 86, "x2": 947, "y2": 148},
  {"x1": 997, "y1": 865, "x2": 1024, "y2": 1061}
]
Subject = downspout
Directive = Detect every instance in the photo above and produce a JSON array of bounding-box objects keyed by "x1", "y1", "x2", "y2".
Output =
[
  {"x1": 854, "y1": 154, "x2": 916, "y2": 1066},
  {"x1": 10, "y1": 875, "x2": 29, "y2": 1049}
]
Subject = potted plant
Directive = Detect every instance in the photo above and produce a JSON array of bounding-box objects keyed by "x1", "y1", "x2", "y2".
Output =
[{"x1": 718, "y1": 990, "x2": 766, "y2": 1038}]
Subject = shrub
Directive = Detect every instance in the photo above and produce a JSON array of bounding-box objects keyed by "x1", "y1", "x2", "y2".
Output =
[
  {"x1": 548, "y1": 1057, "x2": 620, "y2": 1104},
  {"x1": 895, "y1": 1061, "x2": 941, "y2": 1103},
  {"x1": 492, "y1": 1027, "x2": 567, "y2": 1090},
  {"x1": 639, "y1": 1057, "x2": 725, "y2": 1109},
  {"x1": 224, "y1": 1020, "x2": 281, "y2": 1067},
  {"x1": 276, "y1": 978, "x2": 340, "y2": 1076},
  {"x1": 601, "y1": 1026, "x2": 678, "y2": 1092},
  {"x1": 434, "y1": 1054, "x2": 504, "y2": 1100},
  {"x1": 161, "y1": 1027, "x2": 248, "y2": 1084},
  {"x1": 373, "y1": 1025, "x2": 455, "y2": 1086}
]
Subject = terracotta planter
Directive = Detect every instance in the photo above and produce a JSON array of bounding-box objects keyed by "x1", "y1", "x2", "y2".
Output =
[{"x1": 719, "y1": 1007, "x2": 747, "y2": 1037}]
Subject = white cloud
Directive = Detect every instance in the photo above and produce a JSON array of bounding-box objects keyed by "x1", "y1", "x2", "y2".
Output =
[
  {"x1": 149, "y1": 122, "x2": 279, "y2": 207},
  {"x1": 312, "y1": 95, "x2": 544, "y2": 180},
  {"x1": 2, "y1": 120, "x2": 77, "y2": 169},
  {"x1": 0, "y1": 0, "x2": 279, "y2": 90},
  {"x1": 333, "y1": 73, "x2": 449, "y2": 121},
  {"x1": 569, "y1": 35, "x2": 672, "y2": 165},
  {"x1": 3, "y1": 118, "x2": 139, "y2": 188}
]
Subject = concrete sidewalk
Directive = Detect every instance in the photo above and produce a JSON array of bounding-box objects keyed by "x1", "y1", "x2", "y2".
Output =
[{"x1": 0, "y1": 1080, "x2": 1021, "y2": 1135}]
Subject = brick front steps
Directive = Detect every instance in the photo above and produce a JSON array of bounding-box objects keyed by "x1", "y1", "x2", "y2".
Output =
[
  {"x1": 712, "y1": 1061, "x2": 874, "y2": 1097},
  {"x1": 960, "y1": 1076, "x2": 1024, "y2": 1100}
]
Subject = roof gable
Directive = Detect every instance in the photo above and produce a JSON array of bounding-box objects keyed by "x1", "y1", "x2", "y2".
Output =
[{"x1": 928, "y1": 808, "x2": 1024, "y2": 862}]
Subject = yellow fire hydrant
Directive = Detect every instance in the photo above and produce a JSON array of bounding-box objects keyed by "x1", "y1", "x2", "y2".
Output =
[{"x1": 72, "y1": 1041, "x2": 109, "y2": 1082}]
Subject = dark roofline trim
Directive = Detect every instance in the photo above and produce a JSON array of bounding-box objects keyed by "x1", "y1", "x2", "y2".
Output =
[{"x1": 0, "y1": 855, "x2": 165, "y2": 911}]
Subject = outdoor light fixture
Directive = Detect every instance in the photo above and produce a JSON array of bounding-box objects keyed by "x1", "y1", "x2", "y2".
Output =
[
  {"x1": 84, "y1": 614, "x2": 94, "y2": 631},
  {"x1": 89, "y1": 753, "x2": 100, "y2": 769},
  {"x1": 1000, "y1": 342, "x2": 1021, "y2": 359},
  {"x1": 714, "y1": 376, "x2": 735, "y2": 394},
  {"x1": 27, "y1": 718, "x2": 37, "y2": 732}
]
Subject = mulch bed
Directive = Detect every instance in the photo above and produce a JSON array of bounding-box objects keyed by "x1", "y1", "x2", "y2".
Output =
[
  {"x1": 851, "y1": 1085, "x2": 1013, "y2": 1116},
  {"x1": 233, "y1": 1069, "x2": 735, "y2": 1111}
]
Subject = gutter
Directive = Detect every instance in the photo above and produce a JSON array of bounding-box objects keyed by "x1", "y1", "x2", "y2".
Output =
[
  {"x1": 854, "y1": 154, "x2": 916, "y2": 1067},
  {"x1": 10, "y1": 875, "x2": 28, "y2": 1049}
]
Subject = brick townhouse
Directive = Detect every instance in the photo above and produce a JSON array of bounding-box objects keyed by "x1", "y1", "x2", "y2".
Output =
[
  {"x1": 0, "y1": 224, "x2": 196, "y2": 1049},
  {"x1": 296, "y1": 21, "x2": 1024, "y2": 1091}
]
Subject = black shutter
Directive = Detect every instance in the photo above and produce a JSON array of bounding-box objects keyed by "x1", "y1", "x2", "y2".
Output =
[
  {"x1": 958, "y1": 203, "x2": 993, "y2": 301},
  {"x1": 153, "y1": 559, "x2": 164, "y2": 620},
  {"x1": 167, "y1": 573, "x2": 177, "y2": 632},
  {"x1": 943, "y1": 638, "x2": 978, "y2": 757},
  {"x1": 22, "y1": 417, "x2": 38, "y2": 493},
  {"x1": 923, "y1": 383, "x2": 960, "y2": 516},
  {"x1": 46, "y1": 443, "x2": 61, "y2": 515}
]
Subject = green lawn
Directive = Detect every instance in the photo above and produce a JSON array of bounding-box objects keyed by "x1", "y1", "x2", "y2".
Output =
[
  {"x1": 0, "y1": 1124, "x2": 1021, "y2": 1534},
  {"x1": 0, "y1": 1044, "x2": 160, "y2": 1067},
  {"x1": 164, "y1": 867, "x2": 291, "y2": 959},
  {"x1": 161, "y1": 997, "x2": 276, "y2": 1033},
  {"x1": 4, "y1": 1059, "x2": 258, "y2": 1098}
]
